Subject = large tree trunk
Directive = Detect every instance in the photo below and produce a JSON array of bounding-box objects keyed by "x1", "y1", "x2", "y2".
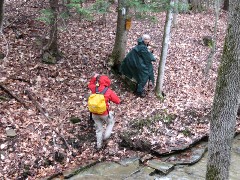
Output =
[
  {"x1": 42, "y1": 0, "x2": 61, "y2": 64},
  {"x1": 206, "y1": 1, "x2": 240, "y2": 179},
  {"x1": 0, "y1": 0, "x2": 4, "y2": 33},
  {"x1": 155, "y1": 0, "x2": 174, "y2": 98},
  {"x1": 109, "y1": 0, "x2": 128, "y2": 72}
]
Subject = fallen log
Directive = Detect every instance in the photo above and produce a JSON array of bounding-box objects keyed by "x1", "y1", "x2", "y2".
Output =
[
  {"x1": 25, "y1": 89, "x2": 49, "y2": 120},
  {"x1": 25, "y1": 89, "x2": 71, "y2": 152}
]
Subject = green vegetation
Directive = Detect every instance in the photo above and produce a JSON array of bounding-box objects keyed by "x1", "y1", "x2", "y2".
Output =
[
  {"x1": 36, "y1": 9, "x2": 53, "y2": 24},
  {"x1": 162, "y1": 110, "x2": 176, "y2": 123},
  {"x1": 130, "y1": 111, "x2": 176, "y2": 130},
  {"x1": 69, "y1": 116, "x2": 81, "y2": 124},
  {"x1": 181, "y1": 128, "x2": 191, "y2": 137},
  {"x1": 206, "y1": 165, "x2": 219, "y2": 180},
  {"x1": 0, "y1": 96, "x2": 9, "y2": 101}
]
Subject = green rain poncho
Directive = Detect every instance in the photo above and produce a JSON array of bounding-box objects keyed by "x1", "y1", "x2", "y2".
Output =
[{"x1": 120, "y1": 38, "x2": 156, "y2": 93}]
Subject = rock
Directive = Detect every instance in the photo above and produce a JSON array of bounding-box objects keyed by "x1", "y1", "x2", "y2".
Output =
[
  {"x1": 189, "y1": 148, "x2": 206, "y2": 164},
  {"x1": 62, "y1": 167, "x2": 79, "y2": 179},
  {"x1": 163, "y1": 141, "x2": 208, "y2": 165},
  {"x1": 234, "y1": 147, "x2": 240, "y2": 155},
  {"x1": 69, "y1": 117, "x2": 81, "y2": 124},
  {"x1": 62, "y1": 161, "x2": 99, "y2": 179},
  {"x1": 147, "y1": 159, "x2": 174, "y2": 174},
  {"x1": 119, "y1": 157, "x2": 139, "y2": 166},
  {"x1": 119, "y1": 131, "x2": 152, "y2": 152},
  {"x1": 6, "y1": 128, "x2": 17, "y2": 137},
  {"x1": 168, "y1": 156, "x2": 177, "y2": 161},
  {"x1": 140, "y1": 154, "x2": 153, "y2": 163}
]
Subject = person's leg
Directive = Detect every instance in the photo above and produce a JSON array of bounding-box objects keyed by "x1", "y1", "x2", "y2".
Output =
[
  {"x1": 136, "y1": 82, "x2": 146, "y2": 97},
  {"x1": 89, "y1": 112, "x2": 94, "y2": 130},
  {"x1": 136, "y1": 83, "x2": 144, "y2": 93},
  {"x1": 92, "y1": 114, "x2": 104, "y2": 149},
  {"x1": 103, "y1": 111, "x2": 115, "y2": 140}
]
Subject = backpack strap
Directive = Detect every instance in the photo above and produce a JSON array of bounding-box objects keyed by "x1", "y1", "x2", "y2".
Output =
[
  {"x1": 94, "y1": 75, "x2": 108, "y2": 94},
  {"x1": 100, "y1": 87, "x2": 108, "y2": 94},
  {"x1": 101, "y1": 87, "x2": 109, "y2": 115}
]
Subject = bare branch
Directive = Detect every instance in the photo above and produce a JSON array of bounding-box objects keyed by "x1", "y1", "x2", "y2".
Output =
[{"x1": 0, "y1": 83, "x2": 28, "y2": 109}]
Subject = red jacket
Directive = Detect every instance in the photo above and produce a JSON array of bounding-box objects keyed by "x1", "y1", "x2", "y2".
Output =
[{"x1": 88, "y1": 75, "x2": 120, "y2": 115}]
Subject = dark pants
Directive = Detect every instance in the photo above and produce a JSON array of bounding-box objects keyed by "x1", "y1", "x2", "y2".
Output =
[{"x1": 136, "y1": 79, "x2": 148, "y2": 94}]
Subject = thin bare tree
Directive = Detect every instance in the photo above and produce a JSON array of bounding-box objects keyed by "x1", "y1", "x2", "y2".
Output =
[
  {"x1": 42, "y1": 0, "x2": 61, "y2": 63},
  {"x1": 109, "y1": 0, "x2": 129, "y2": 71},
  {"x1": 155, "y1": 0, "x2": 174, "y2": 98},
  {"x1": 0, "y1": 0, "x2": 4, "y2": 34}
]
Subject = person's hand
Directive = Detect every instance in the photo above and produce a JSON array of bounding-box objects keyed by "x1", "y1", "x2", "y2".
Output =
[{"x1": 148, "y1": 46, "x2": 154, "y2": 53}]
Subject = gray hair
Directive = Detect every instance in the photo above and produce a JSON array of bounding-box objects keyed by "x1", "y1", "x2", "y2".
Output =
[{"x1": 142, "y1": 34, "x2": 151, "y2": 40}]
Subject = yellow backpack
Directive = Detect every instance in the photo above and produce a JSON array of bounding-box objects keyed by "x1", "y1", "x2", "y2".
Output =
[{"x1": 88, "y1": 76, "x2": 108, "y2": 114}]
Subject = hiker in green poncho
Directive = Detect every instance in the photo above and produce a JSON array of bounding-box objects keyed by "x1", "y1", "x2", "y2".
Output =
[{"x1": 120, "y1": 34, "x2": 156, "y2": 97}]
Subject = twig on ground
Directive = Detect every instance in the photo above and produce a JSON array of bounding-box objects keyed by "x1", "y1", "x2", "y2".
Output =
[
  {"x1": 0, "y1": 83, "x2": 28, "y2": 109},
  {"x1": 0, "y1": 33, "x2": 9, "y2": 61}
]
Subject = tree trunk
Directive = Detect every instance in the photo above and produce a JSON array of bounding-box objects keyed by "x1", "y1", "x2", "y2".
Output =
[
  {"x1": 222, "y1": 0, "x2": 229, "y2": 11},
  {"x1": 204, "y1": 0, "x2": 220, "y2": 75},
  {"x1": 109, "y1": 0, "x2": 128, "y2": 72},
  {"x1": 189, "y1": 0, "x2": 202, "y2": 12},
  {"x1": 0, "y1": 0, "x2": 4, "y2": 34},
  {"x1": 173, "y1": 0, "x2": 178, "y2": 28},
  {"x1": 43, "y1": 0, "x2": 61, "y2": 64},
  {"x1": 109, "y1": 0, "x2": 117, "y2": 4},
  {"x1": 179, "y1": 0, "x2": 189, "y2": 13},
  {"x1": 155, "y1": 0, "x2": 174, "y2": 98},
  {"x1": 206, "y1": 1, "x2": 240, "y2": 179},
  {"x1": 62, "y1": 0, "x2": 70, "y2": 16}
]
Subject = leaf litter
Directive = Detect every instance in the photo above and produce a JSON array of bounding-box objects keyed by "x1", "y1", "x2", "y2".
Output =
[{"x1": 1, "y1": 1, "x2": 238, "y2": 179}]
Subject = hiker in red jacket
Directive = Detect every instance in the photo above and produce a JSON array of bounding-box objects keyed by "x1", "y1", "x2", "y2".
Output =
[{"x1": 88, "y1": 73, "x2": 120, "y2": 149}]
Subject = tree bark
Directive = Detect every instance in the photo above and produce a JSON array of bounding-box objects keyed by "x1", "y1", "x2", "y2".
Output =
[
  {"x1": 173, "y1": 0, "x2": 178, "y2": 28},
  {"x1": 155, "y1": 0, "x2": 174, "y2": 98},
  {"x1": 189, "y1": 0, "x2": 202, "y2": 12},
  {"x1": 109, "y1": 0, "x2": 128, "y2": 72},
  {"x1": 206, "y1": 1, "x2": 240, "y2": 179},
  {"x1": 222, "y1": 0, "x2": 229, "y2": 11},
  {"x1": 204, "y1": 0, "x2": 219, "y2": 75},
  {"x1": 0, "y1": 0, "x2": 4, "y2": 34},
  {"x1": 43, "y1": 0, "x2": 60, "y2": 63}
]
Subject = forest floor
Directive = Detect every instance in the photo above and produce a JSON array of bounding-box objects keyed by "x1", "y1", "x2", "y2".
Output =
[{"x1": 0, "y1": 1, "x2": 238, "y2": 179}]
